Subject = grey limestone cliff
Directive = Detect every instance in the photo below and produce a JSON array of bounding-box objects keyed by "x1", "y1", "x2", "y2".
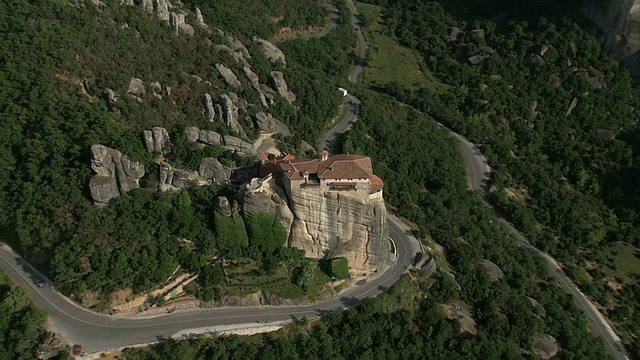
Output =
[
  {"x1": 240, "y1": 175, "x2": 390, "y2": 273},
  {"x1": 242, "y1": 179, "x2": 295, "y2": 238},
  {"x1": 215, "y1": 63, "x2": 241, "y2": 88},
  {"x1": 584, "y1": 0, "x2": 640, "y2": 75},
  {"x1": 288, "y1": 189, "x2": 389, "y2": 273},
  {"x1": 184, "y1": 126, "x2": 256, "y2": 157},
  {"x1": 270, "y1": 71, "x2": 296, "y2": 103},
  {"x1": 254, "y1": 37, "x2": 286, "y2": 64},
  {"x1": 89, "y1": 144, "x2": 145, "y2": 206},
  {"x1": 142, "y1": 127, "x2": 171, "y2": 155}
]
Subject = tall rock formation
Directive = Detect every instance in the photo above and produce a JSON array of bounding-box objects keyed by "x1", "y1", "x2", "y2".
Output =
[
  {"x1": 89, "y1": 144, "x2": 145, "y2": 207},
  {"x1": 270, "y1": 71, "x2": 296, "y2": 103},
  {"x1": 254, "y1": 37, "x2": 286, "y2": 64},
  {"x1": 215, "y1": 63, "x2": 242, "y2": 88},
  {"x1": 583, "y1": 0, "x2": 640, "y2": 75},
  {"x1": 241, "y1": 154, "x2": 391, "y2": 274},
  {"x1": 287, "y1": 189, "x2": 389, "y2": 274},
  {"x1": 220, "y1": 93, "x2": 246, "y2": 137},
  {"x1": 142, "y1": 127, "x2": 171, "y2": 155}
]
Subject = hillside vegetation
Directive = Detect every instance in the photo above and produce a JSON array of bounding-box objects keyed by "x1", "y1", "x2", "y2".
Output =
[
  {"x1": 0, "y1": 0, "x2": 354, "y2": 307},
  {"x1": 359, "y1": 0, "x2": 640, "y2": 351}
]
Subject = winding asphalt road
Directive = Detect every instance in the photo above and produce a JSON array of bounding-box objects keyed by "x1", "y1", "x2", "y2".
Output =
[
  {"x1": 447, "y1": 129, "x2": 628, "y2": 360},
  {"x1": 0, "y1": 3, "x2": 423, "y2": 356},
  {"x1": 0, "y1": 1, "x2": 627, "y2": 359}
]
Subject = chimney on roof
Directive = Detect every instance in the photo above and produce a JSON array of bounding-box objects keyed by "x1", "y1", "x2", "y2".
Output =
[{"x1": 320, "y1": 150, "x2": 329, "y2": 162}]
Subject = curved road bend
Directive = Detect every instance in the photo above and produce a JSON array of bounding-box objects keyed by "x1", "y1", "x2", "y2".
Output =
[
  {"x1": 451, "y1": 131, "x2": 628, "y2": 360},
  {"x1": 0, "y1": 219, "x2": 418, "y2": 354},
  {"x1": 321, "y1": 2, "x2": 629, "y2": 356}
]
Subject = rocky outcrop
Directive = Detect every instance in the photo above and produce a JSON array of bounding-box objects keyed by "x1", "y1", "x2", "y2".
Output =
[
  {"x1": 158, "y1": 162, "x2": 207, "y2": 191},
  {"x1": 154, "y1": 0, "x2": 170, "y2": 21},
  {"x1": 241, "y1": 180, "x2": 295, "y2": 237},
  {"x1": 223, "y1": 134, "x2": 254, "y2": 154},
  {"x1": 185, "y1": 126, "x2": 256, "y2": 156},
  {"x1": 243, "y1": 66, "x2": 269, "y2": 107},
  {"x1": 141, "y1": 0, "x2": 153, "y2": 13},
  {"x1": 170, "y1": 12, "x2": 194, "y2": 36},
  {"x1": 220, "y1": 93, "x2": 246, "y2": 137},
  {"x1": 203, "y1": 93, "x2": 216, "y2": 122},
  {"x1": 103, "y1": 88, "x2": 118, "y2": 109},
  {"x1": 196, "y1": 128, "x2": 223, "y2": 145},
  {"x1": 194, "y1": 6, "x2": 206, "y2": 28},
  {"x1": 270, "y1": 71, "x2": 296, "y2": 103},
  {"x1": 199, "y1": 157, "x2": 232, "y2": 183},
  {"x1": 253, "y1": 112, "x2": 290, "y2": 135},
  {"x1": 254, "y1": 37, "x2": 286, "y2": 64},
  {"x1": 89, "y1": 144, "x2": 145, "y2": 206},
  {"x1": 287, "y1": 189, "x2": 390, "y2": 273},
  {"x1": 128, "y1": 78, "x2": 145, "y2": 96},
  {"x1": 142, "y1": 127, "x2": 171, "y2": 155},
  {"x1": 531, "y1": 333, "x2": 560, "y2": 359},
  {"x1": 480, "y1": 259, "x2": 504, "y2": 282},
  {"x1": 215, "y1": 63, "x2": 241, "y2": 88},
  {"x1": 583, "y1": 0, "x2": 640, "y2": 75}
]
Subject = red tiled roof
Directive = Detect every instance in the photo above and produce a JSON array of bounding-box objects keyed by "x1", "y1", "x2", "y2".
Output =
[
  {"x1": 281, "y1": 154, "x2": 373, "y2": 180},
  {"x1": 259, "y1": 154, "x2": 297, "y2": 178},
  {"x1": 370, "y1": 175, "x2": 384, "y2": 193}
]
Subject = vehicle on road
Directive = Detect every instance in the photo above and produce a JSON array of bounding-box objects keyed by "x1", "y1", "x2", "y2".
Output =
[
  {"x1": 34, "y1": 279, "x2": 45, "y2": 288},
  {"x1": 338, "y1": 87, "x2": 348, "y2": 96},
  {"x1": 72, "y1": 344, "x2": 83, "y2": 356}
]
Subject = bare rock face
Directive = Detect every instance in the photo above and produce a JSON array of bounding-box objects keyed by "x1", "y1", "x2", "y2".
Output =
[
  {"x1": 583, "y1": 0, "x2": 640, "y2": 75},
  {"x1": 128, "y1": 78, "x2": 145, "y2": 96},
  {"x1": 253, "y1": 37, "x2": 286, "y2": 64},
  {"x1": 89, "y1": 176, "x2": 120, "y2": 207},
  {"x1": 531, "y1": 333, "x2": 560, "y2": 359},
  {"x1": 142, "y1": 127, "x2": 171, "y2": 154},
  {"x1": 222, "y1": 134, "x2": 255, "y2": 155},
  {"x1": 243, "y1": 66, "x2": 269, "y2": 107},
  {"x1": 199, "y1": 157, "x2": 232, "y2": 183},
  {"x1": 184, "y1": 126, "x2": 256, "y2": 156},
  {"x1": 253, "y1": 112, "x2": 290, "y2": 136},
  {"x1": 170, "y1": 12, "x2": 194, "y2": 36},
  {"x1": 154, "y1": 0, "x2": 170, "y2": 21},
  {"x1": 185, "y1": 126, "x2": 201, "y2": 142},
  {"x1": 89, "y1": 144, "x2": 145, "y2": 206},
  {"x1": 565, "y1": 97, "x2": 579, "y2": 117},
  {"x1": 158, "y1": 162, "x2": 204, "y2": 191},
  {"x1": 241, "y1": 181, "x2": 294, "y2": 238},
  {"x1": 215, "y1": 63, "x2": 241, "y2": 88},
  {"x1": 270, "y1": 71, "x2": 296, "y2": 103},
  {"x1": 203, "y1": 93, "x2": 216, "y2": 122},
  {"x1": 220, "y1": 93, "x2": 246, "y2": 137},
  {"x1": 141, "y1": 0, "x2": 153, "y2": 13},
  {"x1": 468, "y1": 54, "x2": 489, "y2": 65},
  {"x1": 103, "y1": 88, "x2": 118, "y2": 109},
  {"x1": 288, "y1": 189, "x2": 390, "y2": 273},
  {"x1": 194, "y1": 6, "x2": 206, "y2": 28},
  {"x1": 197, "y1": 129, "x2": 223, "y2": 146},
  {"x1": 480, "y1": 259, "x2": 505, "y2": 282},
  {"x1": 215, "y1": 196, "x2": 233, "y2": 216}
]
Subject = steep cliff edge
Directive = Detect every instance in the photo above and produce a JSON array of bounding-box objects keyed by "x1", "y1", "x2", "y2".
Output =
[
  {"x1": 241, "y1": 177, "x2": 390, "y2": 274},
  {"x1": 288, "y1": 189, "x2": 389, "y2": 274},
  {"x1": 583, "y1": 0, "x2": 640, "y2": 74}
]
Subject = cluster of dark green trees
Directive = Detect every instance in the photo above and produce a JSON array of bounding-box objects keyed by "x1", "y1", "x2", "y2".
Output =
[
  {"x1": 0, "y1": 271, "x2": 46, "y2": 359},
  {"x1": 0, "y1": 0, "x2": 354, "y2": 307},
  {"x1": 124, "y1": 90, "x2": 612, "y2": 359},
  {"x1": 359, "y1": 0, "x2": 640, "y2": 351}
]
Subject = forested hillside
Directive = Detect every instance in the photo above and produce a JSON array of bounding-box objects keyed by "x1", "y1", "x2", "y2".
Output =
[
  {"x1": 360, "y1": 0, "x2": 640, "y2": 352},
  {"x1": 0, "y1": 270, "x2": 47, "y2": 359},
  {"x1": 125, "y1": 91, "x2": 611, "y2": 359},
  {"x1": 0, "y1": 0, "x2": 355, "y2": 308}
]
